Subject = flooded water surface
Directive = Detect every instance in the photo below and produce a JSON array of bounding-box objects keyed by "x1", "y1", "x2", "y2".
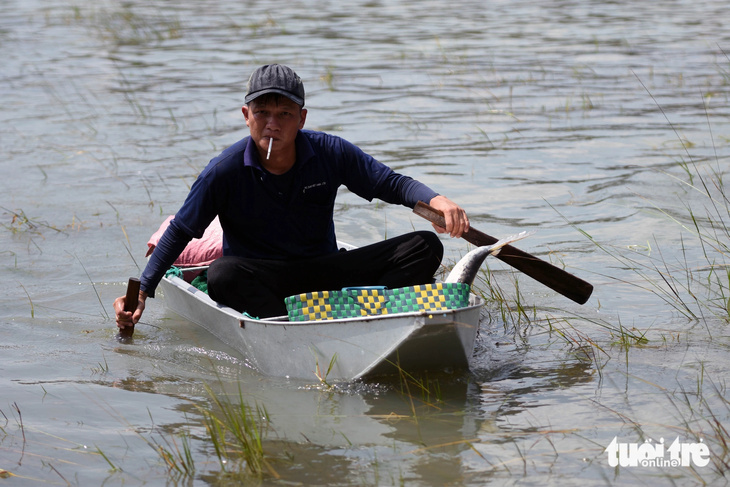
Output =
[{"x1": 2, "y1": 0, "x2": 730, "y2": 484}]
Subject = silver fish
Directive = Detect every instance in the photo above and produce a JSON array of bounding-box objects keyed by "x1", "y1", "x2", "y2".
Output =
[{"x1": 445, "y1": 230, "x2": 536, "y2": 285}]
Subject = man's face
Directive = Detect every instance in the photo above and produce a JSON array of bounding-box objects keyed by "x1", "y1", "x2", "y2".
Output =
[{"x1": 242, "y1": 97, "x2": 307, "y2": 157}]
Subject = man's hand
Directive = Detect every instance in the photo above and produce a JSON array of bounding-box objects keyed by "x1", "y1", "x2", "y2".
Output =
[
  {"x1": 428, "y1": 195, "x2": 470, "y2": 238},
  {"x1": 113, "y1": 290, "x2": 148, "y2": 330}
]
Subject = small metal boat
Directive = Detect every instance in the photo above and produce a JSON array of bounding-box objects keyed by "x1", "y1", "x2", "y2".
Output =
[
  {"x1": 156, "y1": 232, "x2": 535, "y2": 381},
  {"x1": 158, "y1": 274, "x2": 483, "y2": 381}
]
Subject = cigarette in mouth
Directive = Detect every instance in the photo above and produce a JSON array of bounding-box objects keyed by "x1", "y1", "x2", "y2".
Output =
[{"x1": 267, "y1": 138, "x2": 273, "y2": 160}]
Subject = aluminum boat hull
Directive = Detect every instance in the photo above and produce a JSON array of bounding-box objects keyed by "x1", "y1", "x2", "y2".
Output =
[{"x1": 158, "y1": 275, "x2": 483, "y2": 381}]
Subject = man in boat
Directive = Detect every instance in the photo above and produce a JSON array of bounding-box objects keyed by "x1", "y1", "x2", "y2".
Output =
[{"x1": 114, "y1": 64, "x2": 469, "y2": 327}]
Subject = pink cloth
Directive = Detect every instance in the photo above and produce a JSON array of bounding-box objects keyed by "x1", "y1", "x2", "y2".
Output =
[{"x1": 146, "y1": 216, "x2": 223, "y2": 267}]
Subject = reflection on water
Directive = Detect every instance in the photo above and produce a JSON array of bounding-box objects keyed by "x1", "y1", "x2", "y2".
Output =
[{"x1": 2, "y1": 0, "x2": 730, "y2": 484}]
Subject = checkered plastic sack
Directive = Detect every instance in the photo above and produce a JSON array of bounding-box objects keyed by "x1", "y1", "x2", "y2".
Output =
[{"x1": 285, "y1": 283, "x2": 471, "y2": 322}]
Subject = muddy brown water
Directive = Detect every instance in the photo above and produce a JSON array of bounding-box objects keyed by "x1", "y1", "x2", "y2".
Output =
[{"x1": 1, "y1": 0, "x2": 729, "y2": 484}]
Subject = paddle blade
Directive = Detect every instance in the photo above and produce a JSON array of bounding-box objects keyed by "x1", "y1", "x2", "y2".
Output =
[{"x1": 118, "y1": 277, "x2": 140, "y2": 339}]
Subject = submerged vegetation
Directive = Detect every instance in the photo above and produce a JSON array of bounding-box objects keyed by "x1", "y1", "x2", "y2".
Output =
[{"x1": 198, "y1": 384, "x2": 277, "y2": 479}]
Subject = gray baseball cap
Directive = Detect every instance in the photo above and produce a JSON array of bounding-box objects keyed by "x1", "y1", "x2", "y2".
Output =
[{"x1": 245, "y1": 64, "x2": 305, "y2": 106}]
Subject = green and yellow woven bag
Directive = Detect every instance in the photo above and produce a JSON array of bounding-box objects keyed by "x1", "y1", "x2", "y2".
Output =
[{"x1": 285, "y1": 282, "x2": 471, "y2": 322}]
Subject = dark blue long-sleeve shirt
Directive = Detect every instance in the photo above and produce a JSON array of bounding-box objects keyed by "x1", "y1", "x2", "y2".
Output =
[{"x1": 140, "y1": 130, "x2": 438, "y2": 296}]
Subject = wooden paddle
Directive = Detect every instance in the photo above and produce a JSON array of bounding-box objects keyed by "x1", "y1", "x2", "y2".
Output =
[
  {"x1": 117, "y1": 277, "x2": 141, "y2": 338},
  {"x1": 413, "y1": 201, "x2": 593, "y2": 305}
]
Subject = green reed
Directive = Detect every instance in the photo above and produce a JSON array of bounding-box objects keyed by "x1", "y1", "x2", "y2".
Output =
[
  {"x1": 19, "y1": 284, "x2": 34, "y2": 318},
  {"x1": 95, "y1": 444, "x2": 119, "y2": 472},
  {"x1": 197, "y1": 384, "x2": 278, "y2": 480},
  {"x1": 90, "y1": 353, "x2": 109, "y2": 375},
  {"x1": 313, "y1": 352, "x2": 339, "y2": 389},
  {"x1": 73, "y1": 253, "x2": 110, "y2": 320},
  {"x1": 150, "y1": 428, "x2": 195, "y2": 479}
]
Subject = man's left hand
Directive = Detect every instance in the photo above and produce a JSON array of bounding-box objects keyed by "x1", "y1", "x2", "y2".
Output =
[{"x1": 428, "y1": 195, "x2": 470, "y2": 238}]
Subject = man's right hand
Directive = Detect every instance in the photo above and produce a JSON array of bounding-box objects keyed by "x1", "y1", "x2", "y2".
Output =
[
  {"x1": 428, "y1": 195, "x2": 470, "y2": 238},
  {"x1": 113, "y1": 290, "x2": 147, "y2": 330}
]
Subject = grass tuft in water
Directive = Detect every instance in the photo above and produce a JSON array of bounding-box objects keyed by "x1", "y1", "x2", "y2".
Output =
[
  {"x1": 471, "y1": 264, "x2": 536, "y2": 328},
  {"x1": 197, "y1": 384, "x2": 278, "y2": 480},
  {"x1": 396, "y1": 366, "x2": 444, "y2": 408},
  {"x1": 313, "y1": 352, "x2": 339, "y2": 389},
  {"x1": 90, "y1": 353, "x2": 109, "y2": 375},
  {"x1": 0, "y1": 206, "x2": 66, "y2": 235},
  {"x1": 150, "y1": 427, "x2": 195, "y2": 479}
]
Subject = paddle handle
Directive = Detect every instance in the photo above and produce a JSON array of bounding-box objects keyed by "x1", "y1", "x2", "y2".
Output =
[
  {"x1": 119, "y1": 277, "x2": 141, "y2": 337},
  {"x1": 413, "y1": 201, "x2": 593, "y2": 305}
]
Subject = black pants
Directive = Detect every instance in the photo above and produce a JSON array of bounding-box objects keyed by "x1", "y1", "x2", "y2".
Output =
[{"x1": 207, "y1": 231, "x2": 443, "y2": 318}]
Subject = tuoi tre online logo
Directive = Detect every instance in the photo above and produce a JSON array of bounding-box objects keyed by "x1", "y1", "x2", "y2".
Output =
[{"x1": 605, "y1": 437, "x2": 710, "y2": 468}]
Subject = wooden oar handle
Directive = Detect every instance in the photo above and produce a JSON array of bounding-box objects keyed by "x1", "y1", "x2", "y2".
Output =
[
  {"x1": 119, "y1": 277, "x2": 141, "y2": 338},
  {"x1": 414, "y1": 201, "x2": 503, "y2": 247},
  {"x1": 413, "y1": 202, "x2": 492, "y2": 244},
  {"x1": 413, "y1": 201, "x2": 593, "y2": 305}
]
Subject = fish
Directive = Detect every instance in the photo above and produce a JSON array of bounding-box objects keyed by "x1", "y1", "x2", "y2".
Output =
[{"x1": 445, "y1": 230, "x2": 536, "y2": 285}]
